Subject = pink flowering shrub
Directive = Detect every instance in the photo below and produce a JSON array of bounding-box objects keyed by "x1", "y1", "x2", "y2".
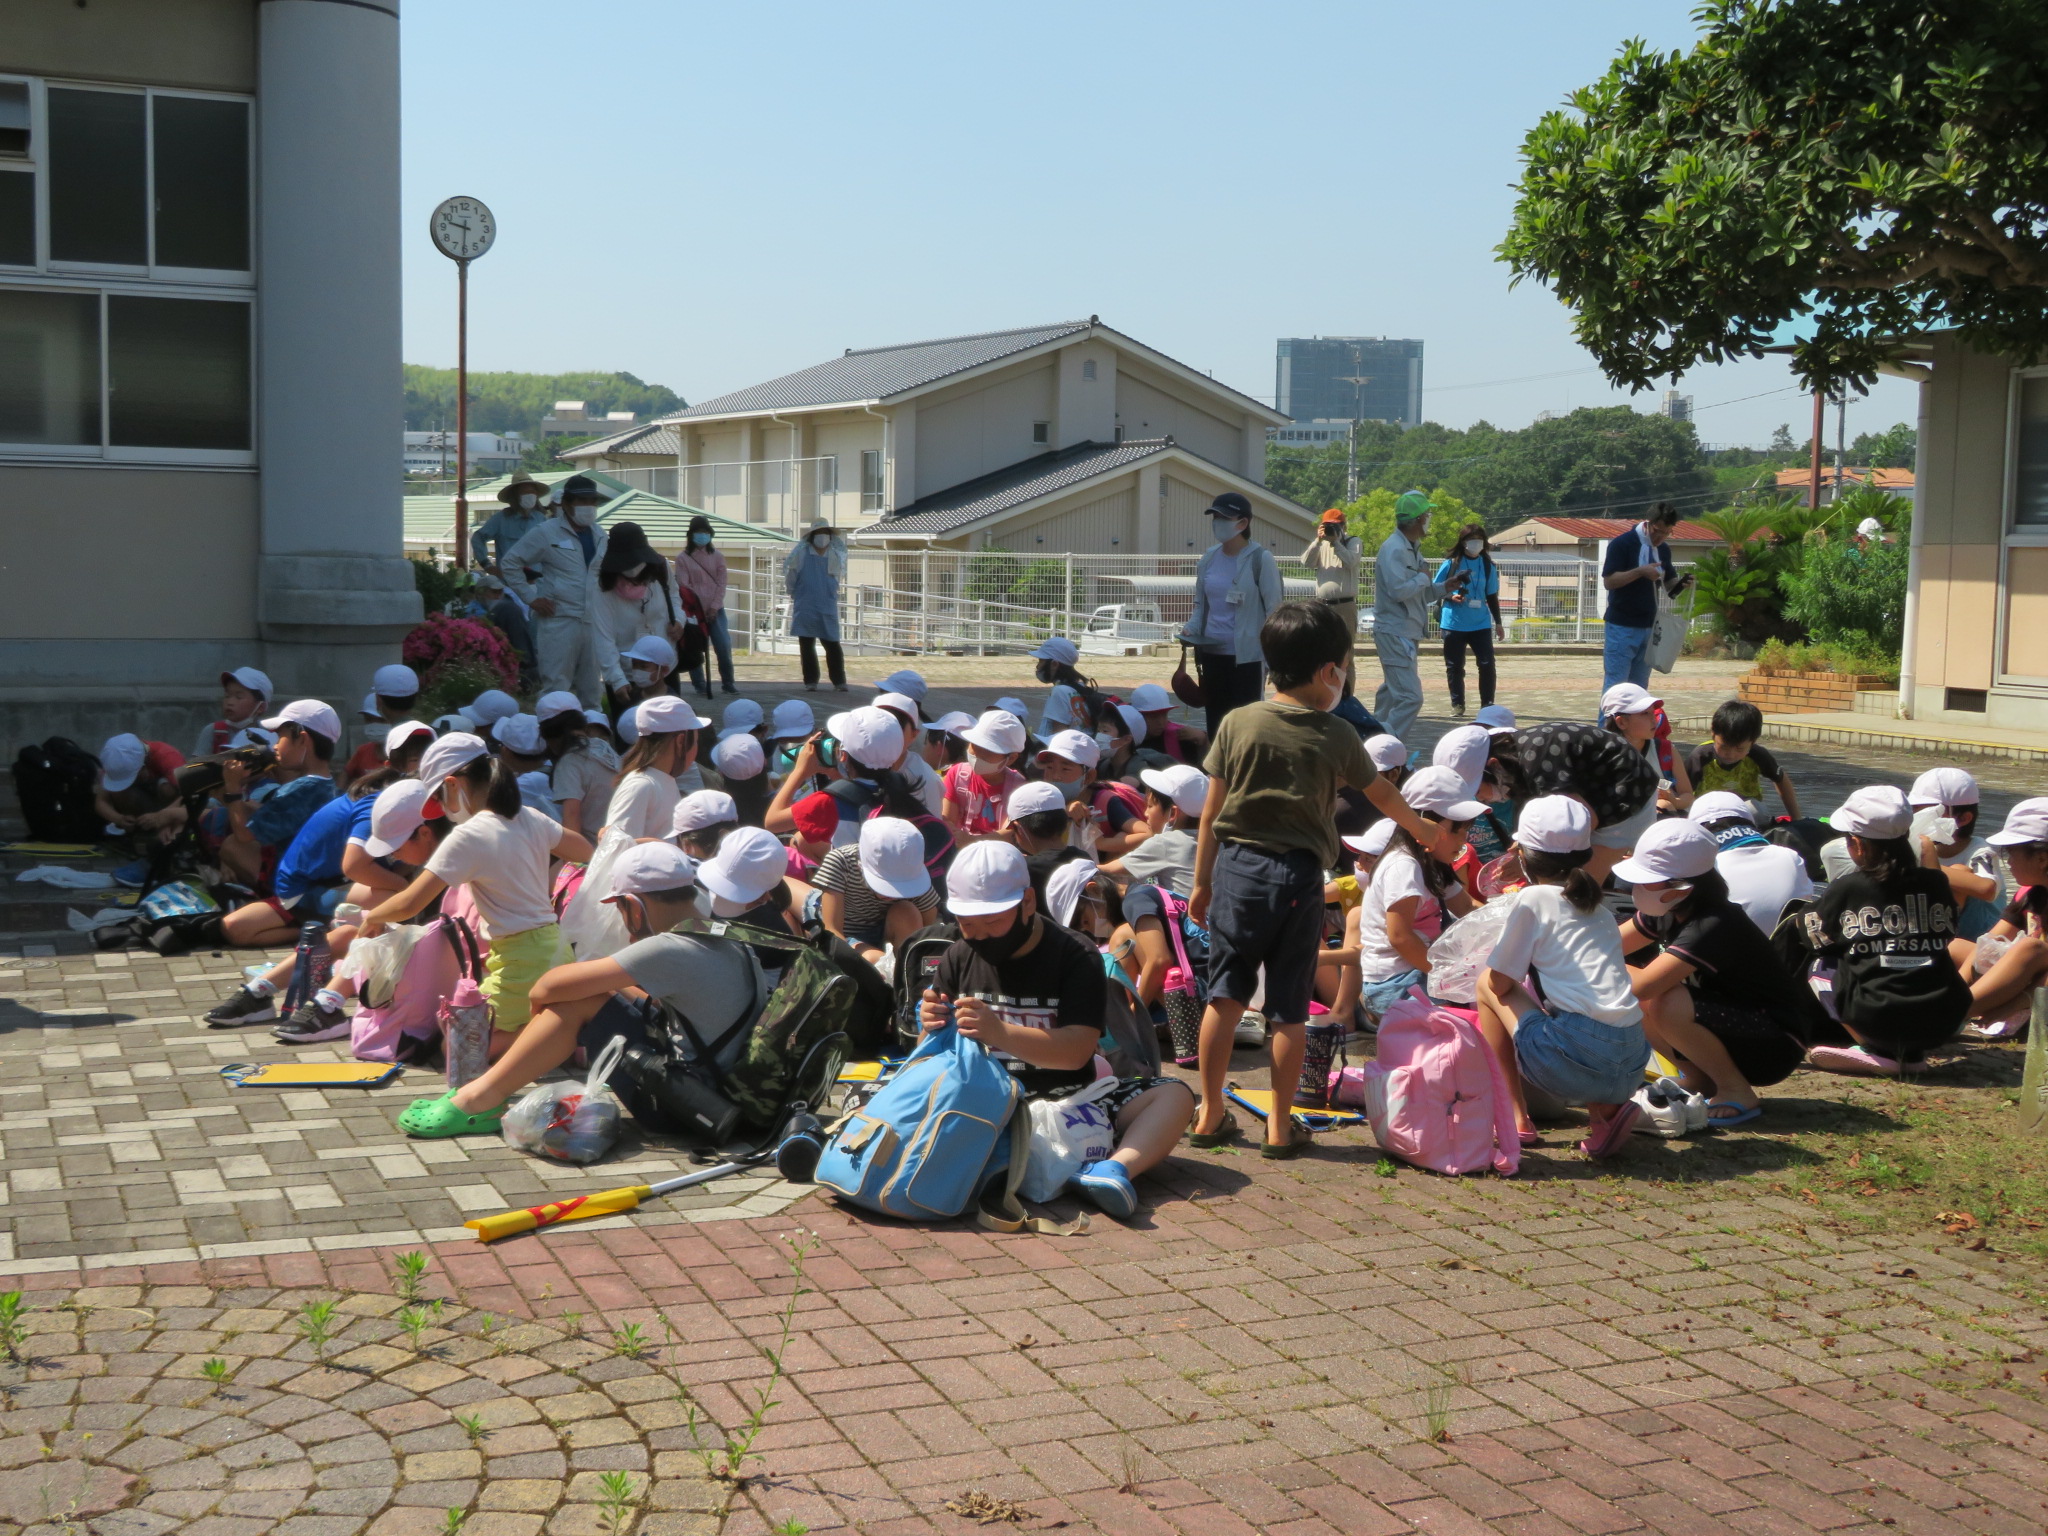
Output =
[{"x1": 402, "y1": 613, "x2": 518, "y2": 693}]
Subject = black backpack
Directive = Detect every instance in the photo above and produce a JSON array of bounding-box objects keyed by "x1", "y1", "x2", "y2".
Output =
[{"x1": 13, "y1": 736, "x2": 104, "y2": 842}]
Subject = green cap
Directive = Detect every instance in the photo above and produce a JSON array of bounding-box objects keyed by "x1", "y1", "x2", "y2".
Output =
[{"x1": 1395, "y1": 490, "x2": 1436, "y2": 524}]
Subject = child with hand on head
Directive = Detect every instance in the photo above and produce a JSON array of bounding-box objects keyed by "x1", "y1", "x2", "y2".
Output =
[
  {"x1": 1356, "y1": 767, "x2": 1482, "y2": 1021},
  {"x1": 369, "y1": 733, "x2": 593, "y2": 1135},
  {"x1": 1476, "y1": 796, "x2": 1650, "y2": 1157},
  {"x1": 1189, "y1": 602, "x2": 1433, "y2": 1158}
]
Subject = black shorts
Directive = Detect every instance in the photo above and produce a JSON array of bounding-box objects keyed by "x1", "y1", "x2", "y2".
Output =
[
  {"x1": 1689, "y1": 993, "x2": 1808, "y2": 1087},
  {"x1": 1206, "y1": 842, "x2": 1325, "y2": 1024}
]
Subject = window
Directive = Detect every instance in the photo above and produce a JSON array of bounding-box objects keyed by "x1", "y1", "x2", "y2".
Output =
[
  {"x1": 1081, "y1": 359, "x2": 1097, "y2": 382},
  {"x1": 2014, "y1": 371, "x2": 2048, "y2": 528},
  {"x1": 48, "y1": 88, "x2": 147, "y2": 265},
  {"x1": 0, "y1": 84, "x2": 28, "y2": 267},
  {"x1": 1031, "y1": 420, "x2": 1049, "y2": 445},
  {"x1": 153, "y1": 96, "x2": 250, "y2": 272},
  {"x1": 860, "y1": 448, "x2": 884, "y2": 512},
  {"x1": 817, "y1": 455, "x2": 838, "y2": 495},
  {"x1": 0, "y1": 286, "x2": 250, "y2": 455}
]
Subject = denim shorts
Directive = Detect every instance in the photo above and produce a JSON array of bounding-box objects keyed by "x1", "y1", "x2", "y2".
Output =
[
  {"x1": 1515, "y1": 1007, "x2": 1650, "y2": 1107},
  {"x1": 1361, "y1": 967, "x2": 1427, "y2": 1019},
  {"x1": 1206, "y1": 842, "x2": 1325, "y2": 1024}
]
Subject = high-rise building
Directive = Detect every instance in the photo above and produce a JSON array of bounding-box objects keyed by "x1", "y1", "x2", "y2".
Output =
[
  {"x1": 1658, "y1": 390, "x2": 1694, "y2": 423},
  {"x1": 1275, "y1": 337, "x2": 1423, "y2": 427}
]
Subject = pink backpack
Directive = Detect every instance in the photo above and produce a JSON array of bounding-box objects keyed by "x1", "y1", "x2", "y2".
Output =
[
  {"x1": 349, "y1": 914, "x2": 484, "y2": 1063},
  {"x1": 1359, "y1": 993, "x2": 1520, "y2": 1176}
]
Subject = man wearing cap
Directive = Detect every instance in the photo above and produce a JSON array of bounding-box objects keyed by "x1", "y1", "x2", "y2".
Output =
[
  {"x1": 1181, "y1": 492, "x2": 1284, "y2": 737},
  {"x1": 784, "y1": 519, "x2": 848, "y2": 692},
  {"x1": 920, "y1": 841, "x2": 1195, "y2": 1220},
  {"x1": 217, "y1": 701, "x2": 342, "y2": 891},
  {"x1": 1303, "y1": 508, "x2": 1363, "y2": 693},
  {"x1": 504, "y1": 474, "x2": 610, "y2": 705},
  {"x1": 196, "y1": 667, "x2": 273, "y2": 759},
  {"x1": 470, "y1": 476, "x2": 552, "y2": 572},
  {"x1": 1371, "y1": 490, "x2": 1464, "y2": 743}
]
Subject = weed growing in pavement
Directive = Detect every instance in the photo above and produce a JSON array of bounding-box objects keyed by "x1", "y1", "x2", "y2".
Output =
[
  {"x1": 438, "y1": 1509, "x2": 466, "y2": 1535},
  {"x1": 595, "y1": 1470, "x2": 639, "y2": 1534},
  {"x1": 560, "y1": 1310, "x2": 584, "y2": 1337},
  {"x1": 1373, "y1": 1158, "x2": 1398, "y2": 1178},
  {"x1": 296, "y1": 1299, "x2": 339, "y2": 1363},
  {"x1": 456, "y1": 1413, "x2": 487, "y2": 1446},
  {"x1": 1117, "y1": 1439, "x2": 1144, "y2": 1493},
  {"x1": 612, "y1": 1322, "x2": 648, "y2": 1359},
  {"x1": 393, "y1": 1251, "x2": 431, "y2": 1303},
  {"x1": 1422, "y1": 1376, "x2": 1455, "y2": 1443},
  {"x1": 200, "y1": 1358, "x2": 232, "y2": 1389},
  {"x1": 0, "y1": 1292, "x2": 27, "y2": 1362},
  {"x1": 398, "y1": 1301, "x2": 444, "y2": 1350},
  {"x1": 668, "y1": 1231, "x2": 818, "y2": 1487},
  {"x1": 770, "y1": 1521, "x2": 809, "y2": 1536}
]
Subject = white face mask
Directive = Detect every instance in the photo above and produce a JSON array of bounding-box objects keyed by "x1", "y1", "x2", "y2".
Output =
[
  {"x1": 1463, "y1": 540, "x2": 1483, "y2": 556},
  {"x1": 1093, "y1": 732, "x2": 1115, "y2": 759},
  {"x1": 1634, "y1": 882, "x2": 1692, "y2": 918},
  {"x1": 1212, "y1": 517, "x2": 1242, "y2": 543},
  {"x1": 442, "y1": 784, "x2": 474, "y2": 824},
  {"x1": 811, "y1": 534, "x2": 831, "y2": 550},
  {"x1": 567, "y1": 502, "x2": 596, "y2": 528},
  {"x1": 970, "y1": 753, "x2": 1007, "y2": 782},
  {"x1": 518, "y1": 494, "x2": 537, "y2": 511}
]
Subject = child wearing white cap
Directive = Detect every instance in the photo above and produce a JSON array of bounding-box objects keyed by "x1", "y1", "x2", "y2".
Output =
[
  {"x1": 1687, "y1": 791, "x2": 1814, "y2": 937},
  {"x1": 1600, "y1": 682, "x2": 1692, "y2": 814},
  {"x1": 217, "y1": 702, "x2": 344, "y2": 892},
  {"x1": 1030, "y1": 637, "x2": 1106, "y2": 737},
  {"x1": 1474, "y1": 796, "x2": 1649, "y2": 1157},
  {"x1": 1357, "y1": 767, "x2": 1486, "y2": 1022},
  {"x1": 672, "y1": 789, "x2": 740, "y2": 861},
  {"x1": 536, "y1": 693, "x2": 613, "y2": 837},
  {"x1": 195, "y1": 667, "x2": 273, "y2": 759},
  {"x1": 1616, "y1": 819, "x2": 1816, "y2": 1121},
  {"x1": 601, "y1": 696, "x2": 711, "y2": 841},
  {"x1": 1951, "y1": 798, "x2": 2048, "y2": 1033},
  {"x1": 706, "y1": 733, "x2": 771, "y2": 829},
  {"x1": 941, "y1": 710, "x2": 1029, "y2": 843},
  {"x1": 920, "y1": 841, "x2": 1195, "y2": 1220},
  {"x1": 1035, "y1": 729, "x2": 1148, "y2": 858},
  {"x1": 810, "y1": 816, "x2": 942, "y2": 960},
  {"x1": 1792, "y1": 786, "x2": 1971, "y2": 1076},
  {"x1": 1905, "y1": 767, "x2": 2005, "y2": 939},
  {"x1": 1128, "y1": 680, "x2": 1206, "y2": 766}
]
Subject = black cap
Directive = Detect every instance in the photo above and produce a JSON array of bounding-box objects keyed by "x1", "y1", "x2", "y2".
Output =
[
  {"x1": 561, "y1": 474, "x2": 602, "y2": 502},
  {"x1": 1208, "y1": 492, "x2": 1252, "y2": 520}
]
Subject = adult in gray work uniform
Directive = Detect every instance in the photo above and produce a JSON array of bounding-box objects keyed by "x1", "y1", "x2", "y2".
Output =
[
  {"x1": 470, "y1": 477, "x2": 550, "y2": 572},
  {"x1": 1371, "y1": 489, "x2": 1466, "y2": 742},
  {"x1": 504, "y1": 475, "x2": 608, "y2": 704}
]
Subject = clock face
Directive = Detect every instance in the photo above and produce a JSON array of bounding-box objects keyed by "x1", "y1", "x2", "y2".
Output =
[{"x1": 430, "y1": 196, "x2": 496, "y2": 261}]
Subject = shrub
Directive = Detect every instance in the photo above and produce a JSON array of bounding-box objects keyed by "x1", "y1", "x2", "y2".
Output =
[
  {"x1": 410, "y1": 554, "x2": 474, "y2": 617},
  {"x1": 402, "y1": 613, "x2": 519, "y2": 707},
  {"x1": 1781, "y1": 521, "x2": 1910, "y2": 655}
]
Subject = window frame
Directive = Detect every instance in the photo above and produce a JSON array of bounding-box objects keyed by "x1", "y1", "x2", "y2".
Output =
[{"x1": 1992, "y1": 365, "x2": 2048, "y2": 688}]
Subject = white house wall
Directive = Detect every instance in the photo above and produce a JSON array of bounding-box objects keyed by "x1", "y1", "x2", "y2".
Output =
[
  {"x1": 912, "y1": 363, "x2": 1058, "y2": 499},
  {"x1": 1116, "y1": 370, "x2": 1250, "y2": 478},
  {"x1": 986, "y1": 482, "x2": 1139, "y2": 556}
]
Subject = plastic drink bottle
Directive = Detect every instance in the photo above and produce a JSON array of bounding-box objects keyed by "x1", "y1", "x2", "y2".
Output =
[{"x1": 443, "y1": 978, "x2": 492, "y2": 1090}]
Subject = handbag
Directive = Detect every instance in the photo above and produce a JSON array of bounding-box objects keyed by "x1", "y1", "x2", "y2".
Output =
[{"x1": 1172, "y1": 643, "x2": 1206, "y2": 709}]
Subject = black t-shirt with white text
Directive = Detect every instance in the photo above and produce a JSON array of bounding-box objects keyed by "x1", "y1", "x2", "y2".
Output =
[
  {"x1": 1799, "y1": 867, "x2": 1970, "y2": 1033},
  {"x1": 930, "y1": 917, "x2": 1105, "y2": 1097}
]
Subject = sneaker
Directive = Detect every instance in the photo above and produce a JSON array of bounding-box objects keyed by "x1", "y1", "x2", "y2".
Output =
[
  {"x1": 1630, "y1": 1084, "x2": 1691, "y2": 1139},
  {"x1": 272, "y1": 999, "x2": 350, "y2": 1044},
  {"x1": 1451, "y1": 705, "x2": 1467, "y2": 719},
  {"x1": 1071, "y1": 1160, "x2": 1138, "y2": 1220},
  {"x1": 112, "y1": 858, "x2": 149, "y2": 889},
  {"x1": 1652, "y1": 1075, "x2": 1710, "y2": 1133},
  {"x1": 1234, "y1": 1011, "x2": 1267, "y2": 1049},
  {"x1": 204, "y1": 987, "x2": 276, "y2": 1027}
]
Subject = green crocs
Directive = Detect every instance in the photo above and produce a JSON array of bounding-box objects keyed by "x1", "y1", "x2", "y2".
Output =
[{"x1": 398, "y1": 1093, "x2": 504, "y2": 1139}]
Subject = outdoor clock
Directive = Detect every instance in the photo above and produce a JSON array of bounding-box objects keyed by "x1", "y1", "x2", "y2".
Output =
[{"x1": 429, "y1": 196, "x2": 496, "y2": 261}]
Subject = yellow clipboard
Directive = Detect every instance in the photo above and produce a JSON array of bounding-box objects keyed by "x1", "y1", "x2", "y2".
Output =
[{"x1": 220, "y1": 1061, "x2": 403, "y2": 1088}]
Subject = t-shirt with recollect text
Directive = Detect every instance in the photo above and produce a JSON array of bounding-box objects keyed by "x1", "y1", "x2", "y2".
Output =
[
  {"x1": 425, "y1": 807, "x2": 562, "y2": 939},
  {"x1": 1207, "y1": 700, "x2": 1376, "y2": 870},
  {"x1": 929, "y1": 918, "x2": 1105, "y2": 1097}
]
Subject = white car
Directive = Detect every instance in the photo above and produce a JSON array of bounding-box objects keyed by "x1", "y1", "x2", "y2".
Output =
[{"x1": 1077, "y1": 603, "x2": 1174, "y2": 655}]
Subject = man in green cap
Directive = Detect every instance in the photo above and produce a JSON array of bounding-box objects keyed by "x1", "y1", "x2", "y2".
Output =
[{"x1": 1371, "y1": 490, "x2": 1467, "y2": 739}]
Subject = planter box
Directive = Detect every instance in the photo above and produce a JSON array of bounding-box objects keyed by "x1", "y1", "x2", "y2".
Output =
[{"x1": 1738, "y1": 668, "x2": 1892, "y2": 715}]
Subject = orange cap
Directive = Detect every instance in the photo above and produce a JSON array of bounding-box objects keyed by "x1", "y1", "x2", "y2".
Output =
[{"x1": 1320, "y1": 507, "x2": 1346, "y2": 523}]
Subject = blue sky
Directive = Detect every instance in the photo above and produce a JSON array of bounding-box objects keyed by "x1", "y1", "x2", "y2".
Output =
[{"x1": 399, "y1": 0, "x2": 1916, "y2": 450}]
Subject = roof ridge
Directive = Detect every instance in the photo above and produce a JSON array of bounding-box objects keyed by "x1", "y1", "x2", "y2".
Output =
[{"x1": 840, "y1": 319, "x2": 1091, "y2": 359}]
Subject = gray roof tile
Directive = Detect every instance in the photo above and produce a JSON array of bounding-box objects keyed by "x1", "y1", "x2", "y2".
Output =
[
  {"x1": 855, "y1": 439, "x2": 1171, "y2": 539},
  {"x1": 565, "y1": 423, "x2": 682, "y2": 458},
  {"x1": 670, "y1": 321, "x2": 1092, "y2": 419}
]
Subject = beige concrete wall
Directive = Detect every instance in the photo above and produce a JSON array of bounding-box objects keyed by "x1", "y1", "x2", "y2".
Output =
[
  {"x1": 913, "y1": 363, "x2": 1058, "y2": 499},
  {"x1": 996, "y1": 482, "x2": 1138, "y2": 555},
  {"x1": 0, "y1": 466, "x2": 258, "y2": 639},
  {"x1": 2002, "y1": 546, "x2": 2048, "y2": 679},
  {"x1": 8, "y1": 0, "x2": 255, "y2": 91},
  {"x1": 1116, "y1": 369, "x2": 1244, "y2": 472}
]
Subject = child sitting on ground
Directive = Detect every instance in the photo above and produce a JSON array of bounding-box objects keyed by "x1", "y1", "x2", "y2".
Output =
[
  {"x1": 1906, "y1": 768, "x2": 2006, "y2": 939},
  {"x1": 1951, "y1": 797, "x2": 2048, "y2": 1035},
  {"x1": 194, "y1": 667, "x2": 272, "y2": 758},
  {"x1": 1356, "y1": 767, "x2": 1481, "y2": 1023},
  {"x1": 1683, "y1": 700, "x2": 1799, "y2": 819},
  {"x1": 941, "y1": 711, "x2": 1028, "y2": 843},
  {"x1": 1188, "y1": 601, "x2": 1430, "y2": 1157},
  {"x1": 1475, "y1": 796, "x2": 1650, "y2": 1158},
  {"x1": 1799, "y1": 786, "x2": 1972, "y2": 1076}
]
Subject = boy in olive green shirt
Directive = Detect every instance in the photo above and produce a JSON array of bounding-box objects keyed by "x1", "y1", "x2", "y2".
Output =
[{"x1": 1190, "y1": 602, "x2": 1429, "y2": 1156}]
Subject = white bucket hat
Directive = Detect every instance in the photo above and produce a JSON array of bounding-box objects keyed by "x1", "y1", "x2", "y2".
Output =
[
  {"x1": 961, "y1": 710, "x2": 1027, "y2": 758},
  {"x1": 858, "y1": 817, "x2": 933, "y2": 902}
]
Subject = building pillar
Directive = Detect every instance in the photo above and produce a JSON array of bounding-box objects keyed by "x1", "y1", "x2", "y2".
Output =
[
  {"x1": 1135, "y1": 463, "x2": 1162, "y2": 555},
  {"x1": 255, "y1": 0, "x2": 420, "y2": 706}
]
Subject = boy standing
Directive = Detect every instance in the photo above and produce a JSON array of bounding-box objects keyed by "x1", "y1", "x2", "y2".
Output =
[
  {"x1": 1189, "y1": 602, "x2": 1431, "y2": 1156},
  {"x1": 1683, "y1": 700, "x2": 1800, "y2": 818}
]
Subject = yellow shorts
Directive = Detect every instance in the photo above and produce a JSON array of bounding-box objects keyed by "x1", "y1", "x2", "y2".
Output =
[{"x1": 483, "y1": 923, "x2": 569, "y2": 1031}]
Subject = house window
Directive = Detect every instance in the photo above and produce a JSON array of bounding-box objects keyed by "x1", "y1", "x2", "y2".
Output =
[
  {"x1": 1032, "y1": 421, "x2": 1048, "y2": 445},
  {"x1": 0, "y1": 83, "x2": 29, "y2": 267},
  {"x1": 817, "y1": 455, "x2": 838, "y2": 495},
  {"x1": 1081, "y1": 359, "x2": 1097, "y2": 382},
  {"x1": 0, "y1": 286, "x2": 251, "y2": 454},
  {"x1": 860, "y1": 448, "x2": 884, "y2": 511},
  {"x1": 2013, "y1": 371, "x2": 2048, "y2": 528}
]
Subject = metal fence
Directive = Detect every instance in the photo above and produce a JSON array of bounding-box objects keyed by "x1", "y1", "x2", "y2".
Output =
[{"x1": 718, "y1": 551, "x2": 1650, "y2": 657}]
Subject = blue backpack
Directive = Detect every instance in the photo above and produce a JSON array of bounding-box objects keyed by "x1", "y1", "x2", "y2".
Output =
[{"x1": 816, "y1": 1022, "x2": 1019, "y2": 1220}]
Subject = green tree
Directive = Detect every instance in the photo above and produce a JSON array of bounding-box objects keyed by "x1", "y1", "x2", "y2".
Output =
[
  {"x1": 1263, "y1": 442, "x2": 1352, "y2": 512},
  {"x1": 1340, "y1": 488, "x2": 1472, "y2": 561},
  {"x1": 520, "y1": 435, "x2": 596, "y2": 474},
  {"x1": 403, "y1": 367, "x2": 686, "y2": 438},
  {"x1": 1849, "y1": 423, "x2": 1917, "y2": 468},
  {"x1": 1498, "y1": 0, "x2": 2048, "y2": 395}
]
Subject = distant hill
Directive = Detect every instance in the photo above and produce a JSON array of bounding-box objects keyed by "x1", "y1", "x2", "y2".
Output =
[{"x1": 402, "y1": 367, "x2": 686, "y2": 438}]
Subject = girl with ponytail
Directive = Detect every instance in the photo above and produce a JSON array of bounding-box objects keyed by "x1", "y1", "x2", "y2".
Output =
[
  {"x1": 602, "y1": 697, "x2": 708, "y2": 841},
  {"x1": 360, "y1": 735, "x2": 594, "y2": 1128},
  {"x1": 1476, "y1": 796, "x2": 1650, "y2": 1158}
]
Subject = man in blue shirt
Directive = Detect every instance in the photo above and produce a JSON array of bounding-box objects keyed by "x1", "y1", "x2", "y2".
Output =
[{"x1": 1600, "y1": 502, "x2": 1692, "y2": 704}]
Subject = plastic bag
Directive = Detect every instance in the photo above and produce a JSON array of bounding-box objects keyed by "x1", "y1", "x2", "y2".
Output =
[
  {"x1": 1911, "y1": 805, "x2": 1959, "y2": 850},
  {"x1": 502, "y1": 1037, "x2": 625, "y2": 1165},
  {"x1": 334, "y1": 923, "x2": 431, "y2": 1012},
  {"x1": 1972, "y1": 931, "x2": 2013, "y2": 979},
  {"x1": 1423, "y1": 897, "x2": 1518, "y2": 1007},
  {"x1": 1019, "y1": 1077, "x2": 1118, "y2": 1204},
  {"x1": 559, "y1": 827, "x2": 633, "y2": 961}
]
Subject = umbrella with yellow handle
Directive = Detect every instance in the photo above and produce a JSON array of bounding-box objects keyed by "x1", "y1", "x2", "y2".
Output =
[{"x1": 465, "y1": 1162, "x2": 752, "y2": 1243}]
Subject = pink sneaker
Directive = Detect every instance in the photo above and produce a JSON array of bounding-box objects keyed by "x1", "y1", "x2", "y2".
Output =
[{"x1": 1807, "y1": 1044, "x2": 1904, "y2": 1077}]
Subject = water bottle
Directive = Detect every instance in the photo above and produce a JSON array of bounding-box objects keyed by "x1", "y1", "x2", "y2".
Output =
[{"x1": 442, "y1": 979, "x2": 492, "y2": 1091}]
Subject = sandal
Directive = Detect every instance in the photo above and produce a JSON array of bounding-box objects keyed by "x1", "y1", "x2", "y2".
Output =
[
  {"x1": 1260, "y1": 1129, "x2": 1311, "y2": 1160},
  {"x1": 1187, "y1": 1110, "x2": 1241, "y2": 1150},
  {"x1": 1578, "y1": 1101, "x2": 1641, "y2": 1160},
  {"x1": 398, "y1": 1092, "x2": 504, "y2": 1139}
]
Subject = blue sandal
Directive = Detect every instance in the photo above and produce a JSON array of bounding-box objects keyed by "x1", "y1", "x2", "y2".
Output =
[{"x1": 1707, "y1": 1100, "x2": 1763, "y2": 1128}]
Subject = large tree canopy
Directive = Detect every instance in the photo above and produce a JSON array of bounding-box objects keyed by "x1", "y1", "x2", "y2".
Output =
[{"x1": 1498, "y1": 0, "x2": 2048, "y2": 393}]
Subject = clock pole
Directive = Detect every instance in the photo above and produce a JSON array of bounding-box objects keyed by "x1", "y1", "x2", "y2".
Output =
[{"x1": 455, "y1": 255, "x2": 470, "y2": 569}]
